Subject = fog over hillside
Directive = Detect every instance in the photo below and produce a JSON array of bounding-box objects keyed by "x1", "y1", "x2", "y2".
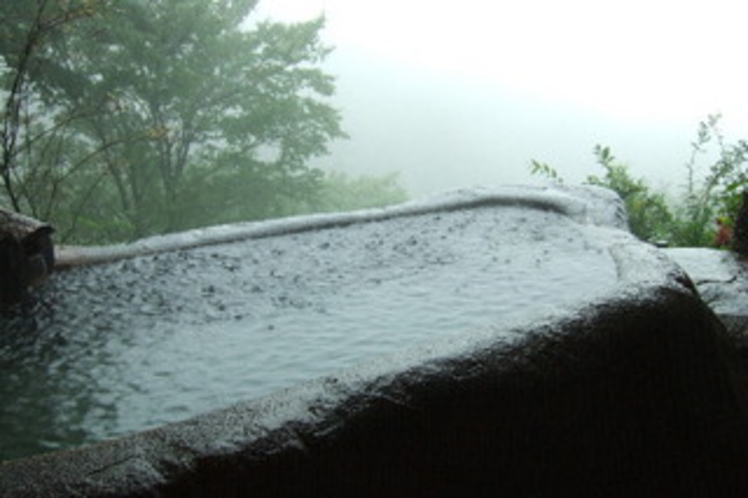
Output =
[
  {"x1": 312, "y1": 47, "x2": 705, "y2": 197},
  {"x1": 256, "y1": 0, "x2": 748, "y2": 199}
]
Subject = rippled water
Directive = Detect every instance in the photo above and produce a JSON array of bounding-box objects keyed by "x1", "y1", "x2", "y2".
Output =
[{"x1": 0, "y1": 206, "x2": 618, "y2": 461}]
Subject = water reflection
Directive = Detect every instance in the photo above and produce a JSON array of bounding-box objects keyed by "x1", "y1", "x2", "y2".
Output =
[{"x1": 1, "y1": 302, "x2": 127, "y2": 458}]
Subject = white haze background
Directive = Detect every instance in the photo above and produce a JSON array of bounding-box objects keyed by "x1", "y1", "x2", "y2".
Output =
[{"x1": 255, "y1": 1, "x2": 748, "y2": 197}]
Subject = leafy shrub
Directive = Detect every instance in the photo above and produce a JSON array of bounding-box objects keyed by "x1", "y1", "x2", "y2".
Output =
[
  {"x1": 586, "y1": 145, "x2": 675, "y2": 243},
  {"x1": 531, "y1": 146, "x2": 675, "y2": 243},
  {"x1": 528, "y1": 115, "x2": 748, "y2": 248}
]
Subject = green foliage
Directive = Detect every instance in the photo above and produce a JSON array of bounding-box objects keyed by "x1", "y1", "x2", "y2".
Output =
[
  {"x1": 585, "y1": 145, "x2": 675, "y2": 243},
  {"x1": 528, "y1": 128, "x2": 739, "y2": 247},
  {"x1": 530, "y1": 147, "x2": 676, "y2": 242},
  {"x1": 1, "y1": 0, "x2": 355, "y2": 244},
  {"x1": 697, "y1": 114, "x2": 748, "y2": 224},
  {"x1": 0, "y1": 0, "x2": 110, "y2": 215},
  {"x1": 665, "y1": 115, "x2": 724, "y2": 247},
  {"x1": 529, "y1": 160, "x2": 564, "y2": 184}
]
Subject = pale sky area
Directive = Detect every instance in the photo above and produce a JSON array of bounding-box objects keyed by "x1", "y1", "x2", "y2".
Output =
[{"x1": 254, "y1": 0, "x2": 748, "y2": 197}]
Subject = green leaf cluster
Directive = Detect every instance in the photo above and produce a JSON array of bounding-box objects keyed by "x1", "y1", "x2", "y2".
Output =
[{"x1": 529, "y1": 160, "x2": 564, "y2": 184}]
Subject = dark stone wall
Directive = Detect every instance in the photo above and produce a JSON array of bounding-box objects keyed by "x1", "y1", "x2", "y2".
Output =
[
  {"x1": 733, "y1": 191, "x2": 748, "y2": 255},
  {"x1": 2, "y1": 285, "x2": 748, "y2": 497},
  {"x1": 0, "y1": 208, "x2": 54, "y2": 307},
  {"x1": 0, "y1": 235, "x2": 29, "y2": 306}
]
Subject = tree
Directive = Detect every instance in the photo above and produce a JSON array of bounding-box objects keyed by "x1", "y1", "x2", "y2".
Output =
[
  {"x1": 0, "y1": 0, "x2": 110, "y2": 220},
  {"x1": 1, "y1": 0, "x2": 346, "y2": 243}
]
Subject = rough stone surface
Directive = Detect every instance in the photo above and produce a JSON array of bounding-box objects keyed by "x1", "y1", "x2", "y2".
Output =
[
  {"x1": 2, "y1": 283, "x2": 747, "y2": 497},
  {"x1": 53, "y1": 183, "x2": 628, "y2": 268},
  {"x1": 2, "y1": 187, "x2": 748, "y2": 496},
  {"x1": 666, "y1": 248, "x2": 748, "y2": 353},
  {"x1": 0, "y1": 208, "x2": 54, "y2": 307}
]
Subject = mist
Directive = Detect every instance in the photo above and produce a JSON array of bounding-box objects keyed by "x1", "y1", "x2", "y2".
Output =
[
  {"x1": 257, "y1": 0, "x2": 748, "y2": 200},
  {"x1": 312, "y1": 46, "x2": 710, "y2": 198}
]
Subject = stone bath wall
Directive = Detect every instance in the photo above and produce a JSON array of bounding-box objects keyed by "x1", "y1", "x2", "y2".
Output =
[
  {"x1": 53, "y1": 184, "x2": 628, "y2": 269},
  {"x1": 2, "y1": 282, "x2": 748, "y2": 497},
  {"x1": 3, "y1": 186, "x2": 748, "y2": 496},
  {"x1": 667, "y1": 248, "x2": 748, "y2": 342}
]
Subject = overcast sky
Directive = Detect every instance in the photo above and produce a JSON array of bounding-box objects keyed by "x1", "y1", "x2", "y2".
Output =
[{"x1": 254, "y1": 0, "x2": 748, "y2": 197}]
